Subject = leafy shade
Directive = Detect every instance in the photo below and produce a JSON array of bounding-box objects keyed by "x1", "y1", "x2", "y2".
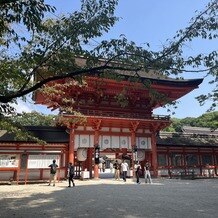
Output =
[
  {"x1": 10, "y1": 111, "x2": 57, "y2": 126},
  {"x1": 164, "y1": 111, "x2": 218, "y2": 132},
  {"x1": 0, "y1": 0, "x2": 217, "y2": 140}
]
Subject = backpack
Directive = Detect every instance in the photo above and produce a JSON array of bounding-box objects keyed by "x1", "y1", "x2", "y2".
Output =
[
  {"x1": 51, "y1": 164, "x2": 57, "y2": 174},
  {"x1": 69, "y1": 165, "x2": 75, "y2": 176}
]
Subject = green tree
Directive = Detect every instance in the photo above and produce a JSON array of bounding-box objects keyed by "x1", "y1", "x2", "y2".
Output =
[
  {"x1": 11, "y1": 111, "x2": 57, "y2": 126},
  {"x1": 192, "y1": 111, "x2": 218, "y2": 129},
  {"x1": 0, "y1": 0, "x2": 217, "y2": 136},
  {"x1": 164, "y1": 111, "x2": 218, "y2": 132}
]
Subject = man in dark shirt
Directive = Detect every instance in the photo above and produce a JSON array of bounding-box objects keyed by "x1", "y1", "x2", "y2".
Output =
[
  {"x1": 48, "y1": 159, "x2": 58, "y2": 186},
  {"x1": 67, "y1": 162, "x2": 75, "y2": 187}
]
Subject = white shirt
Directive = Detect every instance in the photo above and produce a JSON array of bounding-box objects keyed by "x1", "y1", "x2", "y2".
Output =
[{"x1": 121, "y1": 162, "x2": 128, "y2": 171}]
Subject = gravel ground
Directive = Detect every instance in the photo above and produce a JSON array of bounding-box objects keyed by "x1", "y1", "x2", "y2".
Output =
[{"x1": 0, "y1": 178, "x2": 217, "y2": 218}]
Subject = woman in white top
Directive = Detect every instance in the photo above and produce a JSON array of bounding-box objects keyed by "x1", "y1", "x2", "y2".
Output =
[
  {"x1": 121, "y1": 161, "x2": 128, "y2": 182},
  {"x1": 144, "y1": 160, "x2": 152, "y2": 184}
]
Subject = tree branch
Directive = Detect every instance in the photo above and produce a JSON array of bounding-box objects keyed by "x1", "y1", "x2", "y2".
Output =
[
  {"x1": 0, "y1": 0, "x2": 18, "y2": 5},
  {"x1": 156, "y1": 1, "x2": 217, "y2": 61},
  {"x1": 0, "y1": 65, "x2": 140, "y2": 103}
]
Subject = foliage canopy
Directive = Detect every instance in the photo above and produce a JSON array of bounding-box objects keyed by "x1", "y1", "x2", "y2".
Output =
[{"x1": 0, "y1": 0, "x2": 217, "y2": 137}]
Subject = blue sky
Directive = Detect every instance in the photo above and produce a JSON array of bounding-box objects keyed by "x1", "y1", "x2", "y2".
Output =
[{"x1": 17, "y1": 0, "x2": 217, "y2": 118}]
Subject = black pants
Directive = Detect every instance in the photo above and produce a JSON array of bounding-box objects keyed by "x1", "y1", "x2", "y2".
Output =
[
  {"x1": 122, "y1": 171, "x2": 127, "y2": 181},
  {"x1": 68, "y1": 175, "x2": 75, "y2": 187},
  {"x1": 136, "y1": 171, "x2": 140, "y2": 183}
]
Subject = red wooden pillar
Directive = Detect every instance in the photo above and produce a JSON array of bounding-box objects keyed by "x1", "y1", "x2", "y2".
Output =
[
  {"x1": 94, "y1": 129, "x2": 100, "y2": 179},
  {"x1": 131, "y1": 130, "x2": 136, "y2": 173},
  {"x1": 198, "y1": 148, "x2": 202, "y2": 175},
  {"x1": 92, "y1": 119, "x2": 102, "y2": 179},
  {"x1": 87, "y1": 147, "x2": 93, "y2": 178},
  {"x1": 130, "y1": 121, "x2": 139, "y2": 177},
  {"x1": 151, "y1": 133, "x2": 158, "y2": 177},
  {"x1": 69, "y1": 127, "x2": 75, "y2": 164}
]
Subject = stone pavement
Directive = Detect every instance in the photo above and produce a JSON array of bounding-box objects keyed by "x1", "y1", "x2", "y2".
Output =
[{"x1": 0, "y1": 177, "x2": 217, "y2": 218}]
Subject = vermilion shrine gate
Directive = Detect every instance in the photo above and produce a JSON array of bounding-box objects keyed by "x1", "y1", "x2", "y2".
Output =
[{"x1": 34, "y1": 70, "x2": 203, "y2": 179}]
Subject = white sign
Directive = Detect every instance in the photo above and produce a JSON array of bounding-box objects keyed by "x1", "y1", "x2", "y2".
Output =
[
  {"x1": 28, "y1": 154, "x2": 60, "y2": 169},
  {"x1": 0, "y1": 154, "x2": 19, "y2": 168}
]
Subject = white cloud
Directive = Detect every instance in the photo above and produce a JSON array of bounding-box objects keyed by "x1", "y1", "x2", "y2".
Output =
[
  {"x1": 12, "y1": 100, "x2": 32, "y2": 113},
  {"x1": 11, "y1": 98, "x2": 59, "y2": 115}
]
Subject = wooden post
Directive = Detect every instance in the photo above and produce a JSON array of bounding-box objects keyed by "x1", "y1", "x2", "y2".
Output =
[
  {"x1": 87, "y1": 147, "x2": 93, "y2": 178},
  {"x1": 94, "y1": 130, "x2": 100, "y2": 179},
  {"x1": 151, "y1": 133, "x2": 158, "y2": 177},
  {"x1": 24, "y1": 154, "x2": 29, "y2": 185},
  {"x1": 69, "y1": 127, "x2": 75, "y2": 164},
  {"x1": 131, "y1": 131, "x2": 136, "y2": 177},
  {"x1": 92, "y1": 119, "x2": 102, "y2": 179},
  {"x1": 130, "y1": 121, "x2": 139, "y2": 177}
]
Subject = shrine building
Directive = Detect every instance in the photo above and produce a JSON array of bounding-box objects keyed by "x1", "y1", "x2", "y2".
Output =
[
  {"x1": 33, "y1": 67, "x2": 204, "y2": 180},
  {"x1": 1, "y1": 65, "x2": 217, "y2": 183}
]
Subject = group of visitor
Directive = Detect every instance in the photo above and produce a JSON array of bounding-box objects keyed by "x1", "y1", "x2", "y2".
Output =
[
  {"x1": 48, "y1": 160, "x2": 75, "y2": 187},
  {"x1": 113, "y1": 159, "x2": 152, "y2": 184},
  {"x1": 48, "y1": 159, "x2": 153, "y2": 187}
]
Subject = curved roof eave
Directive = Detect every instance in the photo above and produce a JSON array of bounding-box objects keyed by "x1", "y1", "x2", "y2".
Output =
[{"x1": 117, "y1": 73, "x2": 204, "y2": 87}]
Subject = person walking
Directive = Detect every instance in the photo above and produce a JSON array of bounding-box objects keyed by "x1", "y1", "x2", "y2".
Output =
[
  {"x1": 67, "y1": 162, "x2": 75, "y2": 187},
  {"x1": 102, "y1": 162, "x2": 106, "y2": 172},
  {"x1": 135, "y1": 161, "x2": 141, "y2": 184},
  {"x1": 110, "y1": 162, "x2": 114, "y2": 173},
  {"x1": 121, "y1": 160, "x2": 128, "y2": 182},
  {"x1": 113, "y1": 160, "x2": 120, "y2": 180},
  {"x1": 98, "y1": 162, "x2": 102, "y2": 172},
  {"x1": 48, "y1": 159, "x2": 58, "y2": 186},
  {"x1": 144, "y1": 160, "x2": 152, "y2": 184}
]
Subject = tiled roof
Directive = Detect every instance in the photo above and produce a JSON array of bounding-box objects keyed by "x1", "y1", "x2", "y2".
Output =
[
  {"x1": 0, "y1": 126, "x2": 69, "y2": 143},
  {"x1": 182, "y1": 126, "x2": 218, "y2": 136},
  {"x1": 157, "y1": 132, "x2": 218, "y2": 147}
]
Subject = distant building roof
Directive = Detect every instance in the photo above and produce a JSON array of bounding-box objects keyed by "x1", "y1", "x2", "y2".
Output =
[
  {"x1": 157, "y1": 131, "x2": 218, "y2": 147},
  {"x1": 182, "y1": 126, "x2": 218, "y2": 136},
  {"x1": 0, "y1": 126, "x2": 69, "y2": 143},
  {"x1": 157, "y1": 126, "x2": 218, "y2": 147}
]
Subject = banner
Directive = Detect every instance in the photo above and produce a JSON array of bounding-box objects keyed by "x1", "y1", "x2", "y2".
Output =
[
  {"x1": 28, "y1": 154, "x2": 60, "y2": 169},
  {"x1": 0, "y1": 154, "x2": 19, "y2": 168}
]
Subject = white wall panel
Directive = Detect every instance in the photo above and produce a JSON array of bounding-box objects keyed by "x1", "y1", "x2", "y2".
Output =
[
  {"x1": 77, "y1": 126, "x2": 84, "y2": 131},
  {"x1": 136, "y1": 137, "x2": 152, "y2": 149},
  {"x1": 111, "y1": 136, "x2": 120, "y2": 148},
  {"x1": 75, "y1": 135, "x2": 79, "y2": 150},
  {"x1": 80, "y1": 135, "x2": 90, "y2": 147},
  {"x1": 147, "y1": 137, "x2": 151, "y2": 149},
  {"x1": 136, "y1": 129, "x2": 143, "y2": 133},
  {"x1": 101, "y1": 127, "x2": 110, "y2": 131},
  {"x1": 75, "y1": 135, "x2": 94, "y2": 149},
  {"x1": 111, "y1": 128, "x2": 120, "y2": 132},
  {"x1": 101, "y1": 136, "x2": 111, "y2": 149},
  {"x1": 119, "y1": 136, "x2": 130, "y2": 149},
  {"x1": 86, "y1": 127, "x2": 93, "y2": 131},
  {"x1": 122, "y1": 128, "x2": 130, "y2": 133}
]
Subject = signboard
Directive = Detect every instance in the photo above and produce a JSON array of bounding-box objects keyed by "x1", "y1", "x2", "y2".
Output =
[
  {"x1": 0, "y1": 154, "x2": 19, "y2": 168},
  {"x1": 28, "y1": 154, "x2": 60, "y2": 169}
]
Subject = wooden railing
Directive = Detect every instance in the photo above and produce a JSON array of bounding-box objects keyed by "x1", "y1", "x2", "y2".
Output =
[{"x1": 75, "y1": 109, "x2": 170, "y2": 120}]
